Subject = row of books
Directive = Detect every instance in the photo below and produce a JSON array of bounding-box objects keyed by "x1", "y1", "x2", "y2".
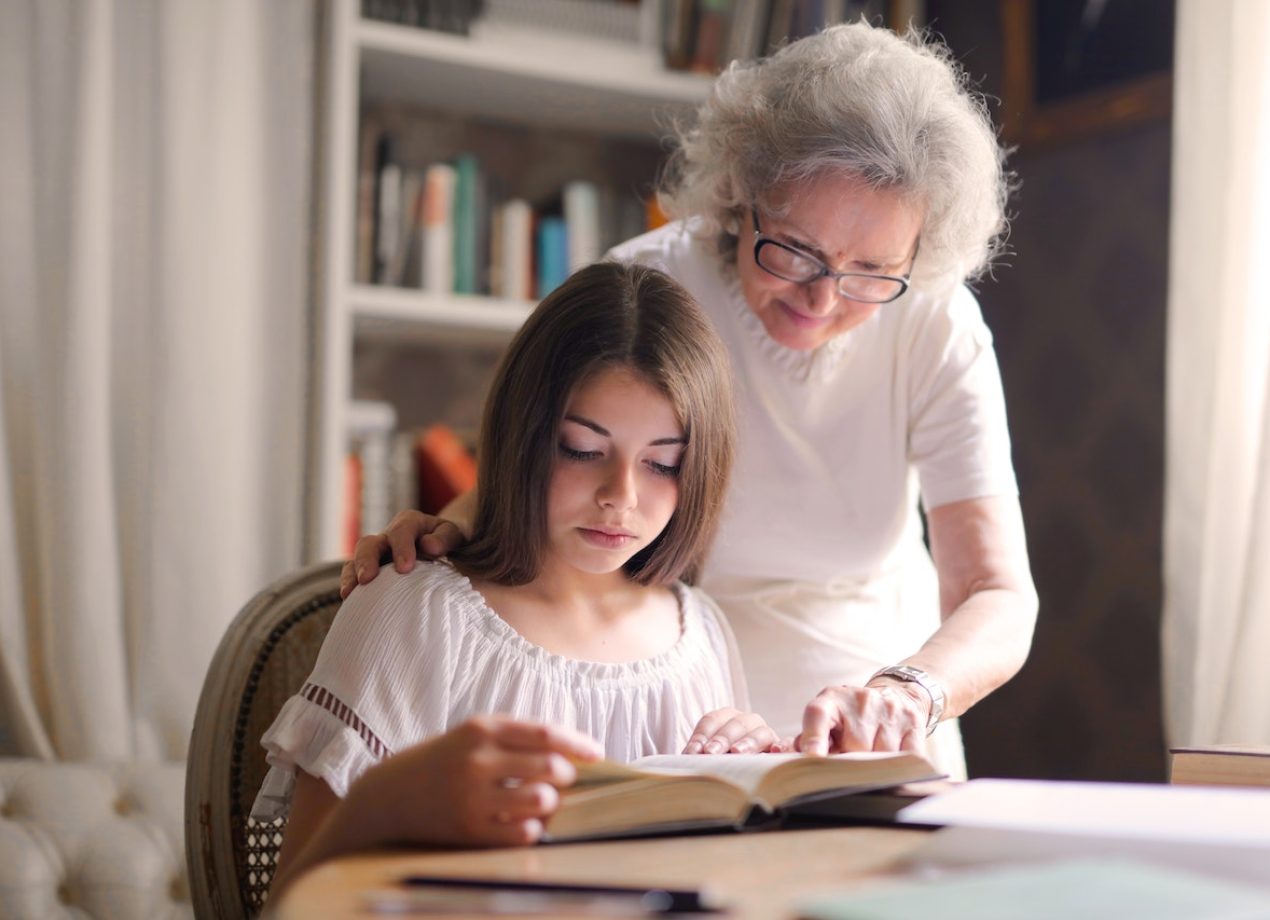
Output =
[
  {"x1": 662, "y1": 0, "x2": 885, "y2": 73},
  {"x1": 357, "y1": 134, "x2": 657, "y2": 299},
  {"x1": 362, "y1": 0, "x2": 485, "y2": 35},
  {"x1": 364, "y1": 0, "x2": 886, "y2": 74},
  {"x1": 344, "y1": 401, "x2": 478, "y2": 555}
]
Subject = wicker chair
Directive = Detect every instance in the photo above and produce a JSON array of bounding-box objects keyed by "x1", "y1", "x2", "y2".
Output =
[{"x1": 185, "y1": 561, "x2": 344, "y2": 919}]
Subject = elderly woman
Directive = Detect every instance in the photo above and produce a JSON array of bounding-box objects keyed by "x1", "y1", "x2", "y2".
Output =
[{"x1": 345, "y1": 21, "x2": 1037, "y2": 779}]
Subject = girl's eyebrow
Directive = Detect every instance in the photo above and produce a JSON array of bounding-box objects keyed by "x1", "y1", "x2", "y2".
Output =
[{"x1": 563, "y1": 414, "x2": 687, "y2": 446}]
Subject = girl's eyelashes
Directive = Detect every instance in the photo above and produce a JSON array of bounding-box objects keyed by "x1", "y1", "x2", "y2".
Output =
[{"x1": 558, "y1": 442, "x2": 682, "y2": 477}]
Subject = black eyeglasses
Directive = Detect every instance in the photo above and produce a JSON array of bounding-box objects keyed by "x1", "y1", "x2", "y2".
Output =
[{"x1": 751, "y1": 207, "x2": 915, "y2": 304}]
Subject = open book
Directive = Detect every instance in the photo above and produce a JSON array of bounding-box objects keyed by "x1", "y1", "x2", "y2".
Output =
[{"x1": 544, "y1": 751, "x2": 942, "y2": 842}]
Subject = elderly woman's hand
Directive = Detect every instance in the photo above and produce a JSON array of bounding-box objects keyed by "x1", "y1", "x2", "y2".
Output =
[
  {"x1": 339, "y1": 508, "x2": 469, "y2": 598},
  {"x1": 794, "y1": 682, "x2": 930, "y2": 757}
]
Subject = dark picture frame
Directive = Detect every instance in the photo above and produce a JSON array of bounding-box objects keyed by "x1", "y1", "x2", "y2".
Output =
[{"x1": 999, "y1": 0, "x2": 1174, "y2": 148}]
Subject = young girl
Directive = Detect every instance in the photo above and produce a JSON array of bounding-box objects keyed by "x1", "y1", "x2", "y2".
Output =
[{"x1": 254, "y1": 262, "x2": 778, "y2": 894}]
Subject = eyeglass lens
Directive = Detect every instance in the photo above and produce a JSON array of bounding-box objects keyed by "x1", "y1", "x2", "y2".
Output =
[{"x1": 756, "y1": 242, "x2": 905, "y2": 303}]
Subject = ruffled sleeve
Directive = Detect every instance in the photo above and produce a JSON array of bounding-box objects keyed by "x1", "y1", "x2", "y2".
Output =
[{"x1": 250, "y1": 564, "x2": 460, "y2": 819}]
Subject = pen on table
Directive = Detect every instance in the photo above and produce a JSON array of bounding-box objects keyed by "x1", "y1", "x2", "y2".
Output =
[{"x1": 362, "y1": 875, "x2": 724, "y2": 915}]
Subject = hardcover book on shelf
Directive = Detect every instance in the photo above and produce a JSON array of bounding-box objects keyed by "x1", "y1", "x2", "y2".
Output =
[
  {"x1": 355, "y1": 119, "x2": 382, "y2": 284},
  {"x1": 690, "y1": 0, "x2": 731, "y2": 73},
  {"x1": 422, "y1": 162, "x2": 457, "y2": 295},
  {"x1": 563, "y1": 180, "x2": 601, "y2": 273},
  {"x1": 725, "y1": 0, "x2": 769, "y2": 65},
  {"x1": 1170, "y1": 744, "x2": 1270, "y2": 789},
  {"x1": 452, "y1": 154, "x2": 482, "y2": 295},
  {"x1": 415, "y1": 424, "x2": 477, "y2": 515},
  {"x1": 373, "y1": 134, "x2": 403, "y2": 285},
  {"x1": 385, "y1": 169, "x2": 423, "y2": 287},
  {"x1": 494, "y1": 198, "x2": 533, "y2": 301},
  {"x1": 535, "y1": 216, "x2": 569, "y2": 298},
  {"x1": 544, "y1": 751, "x2": 942, "y2": 842},
  {"x1": 348, "y1": 400, "x2": 398, "y2": 536}
]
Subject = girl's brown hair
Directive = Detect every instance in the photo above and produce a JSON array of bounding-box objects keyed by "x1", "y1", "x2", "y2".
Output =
[{"x1": 451, "y1": 261, "x2": 735, "y2": 586}]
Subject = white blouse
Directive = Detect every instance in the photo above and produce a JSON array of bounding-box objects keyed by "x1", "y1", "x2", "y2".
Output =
[
  {"x1": 609, "y1": 221, "x2": 1020, "y2": 779},
  {"x1": 252, "y1": 561, "x2": 747, "y2": 818}
]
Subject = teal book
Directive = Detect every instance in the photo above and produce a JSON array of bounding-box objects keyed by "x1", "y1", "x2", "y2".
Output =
[
  {"x1": 451, "y1": 154, "x2": 480, "y2": 294},
  {"x1": 536, "y1": 217, "x2": 568, "y2": 299},
  {"x1": 797, "y1": 859, "x2": 1270, "y2": 920}
]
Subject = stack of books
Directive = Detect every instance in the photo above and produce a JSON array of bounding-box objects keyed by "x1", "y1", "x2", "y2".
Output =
[{"x1": 343, "y1": 412, "x2": 478, "y2": 556}]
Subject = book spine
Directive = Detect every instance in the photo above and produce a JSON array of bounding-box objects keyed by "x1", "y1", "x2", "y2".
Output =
[
  {"x1": 386, "y1": 169, "x2": 423, "y2": 287},
  {"x1": 691, "y1": 0, "x2": 731, "y2": 74},
  {"x1": 500, "y1": 198, "x2": 533, "y2": 301},
  {"x1": 536, "y1": 216, "x2": 568, "y2": 299},
  {"x1": 423, "y1": 162, "x2": 456, "y2": 295},
  {"x1": 343, "y1": 452, "x2": 362, "y2": 557},
  {"x1": 348, "y1": 400, "x2": 398, "y2": 536},
  {"x1": 452, "y1": 154, "x2": 480, "y2": 294},
  {"x1": 355, "y1": 119, "x2": 381, "y2": 284},
  {"x1": 415, "y1": 424, "x2": 478, "y2": 514},
  {"x1": 373, "y1": 135, "x2": 402, "y2": 285},
  {"x1": 563, "y1": 180, "x2": 601, "y2": 273}
]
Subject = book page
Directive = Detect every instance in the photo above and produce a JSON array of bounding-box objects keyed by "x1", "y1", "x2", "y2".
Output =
[
  {"x1": 630, "y1": 753, "x2": 806, "y2": 796},
  {"x1": 631, "y1": 752, "x2": 918, "y2": 799}
]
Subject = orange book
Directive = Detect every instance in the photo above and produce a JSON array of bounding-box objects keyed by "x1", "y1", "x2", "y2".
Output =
[
  {"x1": 415, "y1": 424, "x2": 477, "y2": 514},
  {"x1": 645, "y1": 196, "x2": 669, "y2": 231},
  {"x1": 343, "y1": 452, "x2": 363, "y2": 557}
]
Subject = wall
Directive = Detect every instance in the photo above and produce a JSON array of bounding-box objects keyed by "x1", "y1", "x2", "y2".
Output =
[
  {"x1": 929, "y1": 7, "x2": 1172, "y2": 781},
  {"x1": 964, "y1": 122, "x2": 1171, "y2": 781}
]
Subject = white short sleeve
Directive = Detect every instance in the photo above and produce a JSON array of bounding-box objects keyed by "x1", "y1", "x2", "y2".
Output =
[
  {"x1": 906, "y1": 284, "x2": 1018, "y2": 510},
  {"x1": 254, "y1": 564, "x2": 459, "y2": 811}
]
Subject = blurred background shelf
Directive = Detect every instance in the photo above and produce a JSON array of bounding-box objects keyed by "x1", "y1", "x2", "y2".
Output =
[
  {"x1": 350, "y1": 285, "x2": 532, "y2": 347},
  {"x1": 358, "y1": 19, "x2": 711, "y2": 137}
]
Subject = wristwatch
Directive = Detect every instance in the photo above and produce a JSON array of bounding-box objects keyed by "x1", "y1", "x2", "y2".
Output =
[{"x1": 869, "y1": 665, "x2": 946, "y2": 736}]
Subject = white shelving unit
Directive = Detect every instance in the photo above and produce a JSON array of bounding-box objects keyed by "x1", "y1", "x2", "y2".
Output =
[{"x1": 310, "y1": 0, "x2": 712, "y2": 560}]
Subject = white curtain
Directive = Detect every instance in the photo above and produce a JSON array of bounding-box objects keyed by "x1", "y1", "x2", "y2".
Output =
[
  {"x1": 0, "y1": 0, "x2": 313, "y2": 761},
  {"x1": 1162, "y1": 1, "x2": 1270, "y2": 746}
]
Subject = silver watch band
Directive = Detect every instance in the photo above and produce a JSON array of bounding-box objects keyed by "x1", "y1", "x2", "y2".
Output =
[{"x1": 869, "y1": 665, "x2": 946, "y2": 736}]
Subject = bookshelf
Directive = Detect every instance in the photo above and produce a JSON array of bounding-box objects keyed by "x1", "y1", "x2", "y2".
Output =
[{"x1": 310, "y1": 0, "x2": 713, "y2": 560}]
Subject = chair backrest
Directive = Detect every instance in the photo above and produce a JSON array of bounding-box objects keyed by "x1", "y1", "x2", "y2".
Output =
[{"x1": 185, "y1": 561, "x2": 344, "y2": 919}]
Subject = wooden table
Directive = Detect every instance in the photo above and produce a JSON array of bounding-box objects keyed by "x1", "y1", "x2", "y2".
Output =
[{"x1": 275, "y1": 827, "x2": 930, "y2": 918}]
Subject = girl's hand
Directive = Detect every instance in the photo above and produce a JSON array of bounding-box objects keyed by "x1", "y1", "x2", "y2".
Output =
[
  {"x1": 351, "y1": 716, "x2": 603, "y2": 848},
  {"x1": 682, "y1": 708, "x2": 781, "y2": 755},
  {"x1": 339, "y1": 509, "x2": 467, "y2": 598},
  {"x1": 794, "y1": 682, "x2": 929, "y2": 758}
]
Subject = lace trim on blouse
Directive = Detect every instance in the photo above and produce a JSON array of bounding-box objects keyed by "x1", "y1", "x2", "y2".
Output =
[{"x1": 298, "y1": 681, "x2": 392, "y2": 760}]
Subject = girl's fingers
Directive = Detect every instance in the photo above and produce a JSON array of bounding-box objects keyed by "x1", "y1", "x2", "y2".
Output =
[
  {"x1": 482, "y1": 717, "x2": 603, "y2": 763},
  {"x1": 492, "y1": 781, "x2": 560, "y2": 820},
  {"x1": 683, "y1": 709, "x2": 737, "y2": 753}
]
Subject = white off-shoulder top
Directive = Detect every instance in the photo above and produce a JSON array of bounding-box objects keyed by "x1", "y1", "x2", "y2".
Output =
[{"x1": 251, "y1": 561, "x2": 748, "y2": 819}]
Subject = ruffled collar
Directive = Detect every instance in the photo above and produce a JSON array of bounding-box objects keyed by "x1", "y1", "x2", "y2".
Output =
[
  {"x1": 444, "y1": 564, "x2": 699, "y2": 684},
  {"x1": 714, "y1": 253, "x2": 869, "y2": 386}
]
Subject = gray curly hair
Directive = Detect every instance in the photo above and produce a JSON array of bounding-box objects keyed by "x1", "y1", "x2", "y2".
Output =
[{"x1": 658, "y1": 21, "x2": 1011, "y2": 288}]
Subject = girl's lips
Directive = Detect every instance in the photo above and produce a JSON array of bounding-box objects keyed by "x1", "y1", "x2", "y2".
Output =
[{"x1": 578, "y1": 528, "x2": 636, "y2": 549}]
